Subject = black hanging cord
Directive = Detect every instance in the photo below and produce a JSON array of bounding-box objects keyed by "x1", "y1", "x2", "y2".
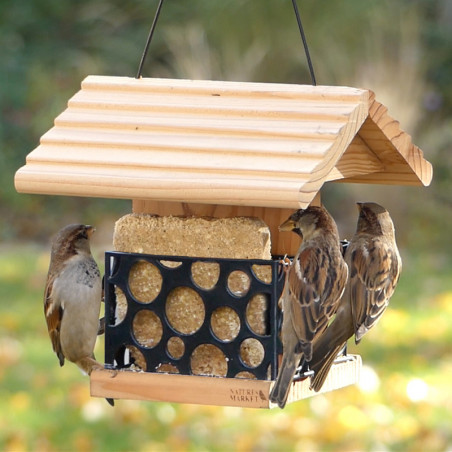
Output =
[
  {"x1": 136, "y1": 0, "x2": 316, "y2": 85},
  {"x1": 136, "y1": 0, "x2": 166, "y2": 79},
  {"x1": 291, "y1": 0, "x2": 317, "y2": 86}
]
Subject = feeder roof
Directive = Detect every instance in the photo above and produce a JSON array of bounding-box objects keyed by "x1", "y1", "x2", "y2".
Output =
[{"x1": 15, "y1": 76, "x2": 432, "y2": 209}]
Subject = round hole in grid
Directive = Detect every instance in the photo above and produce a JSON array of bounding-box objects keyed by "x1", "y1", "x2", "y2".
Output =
[
  {"x1": 251, "y1": 264, "x2": 272, "y2": 284},
  {"x1": 132, "y1": 310, "x2": 163, "y2": 348},
  {"x1": 167, "y1": 336, "x2": 185, "y2": 359},
  {"x1": 227, "y1": 270, "x2": 251, "y2": 297},
  {"x1": 156, "y1": 363, "x2": 180, "y2": 374},
  {"x1": 115, "y1": 345, "x2": 147, "y2": 371},
  {"x1": 246, "y1": 293, "x2": 270, "y2": 336},
  {"x1": 240, "y1": 338, "x2": 265, "y2": 368},
  {"x1": 128, "y1": 260, "x2": 162, "y2": 303},
  {"x1": 235, "y1": 371, "x2": 257, "y2": 380},
  {"x1": 191, "y1": 344, "x2": 228, "y2": 377},
  {"x1": 166, "y1": 287, "x2": 205, "y2": 335},
  {"x1": 191, "y1": 261, "x2": 220, "y2": 290},
  {"x1": 210, "y1": 307, "x2": 240, "y2": 342},
  {"x1": 113, "y1": 286, "x2": 127, "y2": 325},
  {"x1": 159, "y1": 260, "x2": 182, "y2": 269}
]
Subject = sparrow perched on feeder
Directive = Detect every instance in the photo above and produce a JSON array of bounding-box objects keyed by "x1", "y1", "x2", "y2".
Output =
[
  {"x1": 44, "y1": 224, "x2": 114, "y2": 406},
  {"x1": 309, "y1": 202, "x2": 402, "y2": 392},
  {"x1": 269, "y1": 206, "x2": 348, "y2": 408}
]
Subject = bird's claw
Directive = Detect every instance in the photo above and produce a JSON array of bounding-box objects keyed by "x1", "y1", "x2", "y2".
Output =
[
  {"x1": 108, "y1": 368, "x2": 118, "y2": 378},
  {"x1": 279, "y1": 255, "x2": 291, "y2": 266},
  {"x1": 279, "y1": 255, "x2": 291, "y2": 273}
]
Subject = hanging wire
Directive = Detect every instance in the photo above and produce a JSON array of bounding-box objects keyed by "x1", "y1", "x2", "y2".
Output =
[
  {"x1": 136, "y1": 0, "x2": 166, "y2": 79},
  {"x1": 291, "y1": 0, "x2": 317, "y2": 86},
  {"x1": 136, "y1": 0, "x2": 317, "y2": 85}
]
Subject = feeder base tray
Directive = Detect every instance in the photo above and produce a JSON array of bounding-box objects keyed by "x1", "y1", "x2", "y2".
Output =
[{"x1": 90, "y1": 355, "x2": 361, "y2": 408}]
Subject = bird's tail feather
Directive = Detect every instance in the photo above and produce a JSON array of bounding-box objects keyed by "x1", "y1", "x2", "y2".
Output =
[
  {"x1": 270, "y1": 353, "x2": 301, "y2": 409},
  {"x1": 309, "y1": 342, "x2": 346, "y2": 392},
  {"x1": 309, "y1": 305, "x2": 354, "y2": 392}
]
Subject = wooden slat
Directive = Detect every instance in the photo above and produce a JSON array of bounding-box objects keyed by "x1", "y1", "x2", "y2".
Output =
[
  {"x1": 28, "y1": 145, "x2": 331, "y2": 176},
  {"x1": 80, "y1": 75, "x2": 368, "y2": 101},
  {"x1": 54, "y1": 113, "x2": 347, "y2": 142},
  {"x1": 16, "y1": 172, "x2": 308, "y2": 208},
  {"x1": 37, "y1": 133, "x2": 337, "y2": 161},
  {"x1": 90, "y1": 355, "x2": 361, "y2": 408},
  {"x1": 67, "y1": 95, "x2": 362, "y2": 121}
]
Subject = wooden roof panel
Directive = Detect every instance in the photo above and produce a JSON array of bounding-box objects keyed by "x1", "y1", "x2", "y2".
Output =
[
  {"x1": 343, "y1": 94, "x2": 433, "y2": 186},
  {"x1": 15, "y1": 76, "x2": 432, "y2": 208}
]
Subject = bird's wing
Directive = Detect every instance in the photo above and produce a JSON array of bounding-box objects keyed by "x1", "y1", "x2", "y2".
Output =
[
  {"x1": 287, "y1": 244, "x2": 346, "y2": 357},
  {"x1": 348, "y1": 237, "x2": 401, "y2": 342},
  {"x1": 44, "y1": 274, "x2": 65, "y2": 366}
]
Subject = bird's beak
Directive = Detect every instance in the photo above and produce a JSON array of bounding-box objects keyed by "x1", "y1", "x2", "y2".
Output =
[
  {"x1": 279, "y1": 218, "x2": 296, "y2": 232},
  {"x1": 86, "y1": 225, "x2": 96, "y2": 238}
]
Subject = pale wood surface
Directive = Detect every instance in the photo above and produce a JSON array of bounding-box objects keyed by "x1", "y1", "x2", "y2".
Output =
[
  {"x1": 15, "y1": 76, "x2": 432, "y2": 208},
  {"x1": 90, "y1": 355, "x2": 361, "y2": 408},
  {"x1": 14, "y1": 76, "x2": 363, "y2": 209},
  {"x1": 342, "y1": 93, "x2": 433, "y2": 186},
  {"x1": 325, "y1": 134, "x2": 384, "y2": 181}
]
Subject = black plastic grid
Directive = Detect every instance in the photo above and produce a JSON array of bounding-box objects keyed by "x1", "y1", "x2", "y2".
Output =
[{"x1": 104, "y1": 251, "x2": 286, "y2": 380}]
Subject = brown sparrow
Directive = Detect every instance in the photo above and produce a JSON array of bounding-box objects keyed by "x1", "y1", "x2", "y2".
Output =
[
  {"x1": 310, "y1": 202, "x2": 402, "y2": 392},
  {"x1": 269, "y1": 206, "x2": 348, "y2": 408},
  {"x1": 44, "y1": 224, "x2": 114, "y2": 405}
]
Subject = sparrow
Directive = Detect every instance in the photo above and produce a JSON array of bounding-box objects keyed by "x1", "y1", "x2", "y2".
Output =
[
  {"x1": 269, "y1": 206, "x2": 348, "y2": 408},
  {"x1": 44, "y1": 224, "x2": 114, "y2": 406},
  {"x1": 309, "y1": 202, "x2": 402, "y2": 392}
]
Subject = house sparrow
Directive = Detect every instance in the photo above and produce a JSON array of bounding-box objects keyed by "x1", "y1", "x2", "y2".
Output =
[
  {"x1": 269, "y1": 206, "x2": 348, "y2": 408},
  {"x1": 44, "y1": 224, "x2": 114, "y2": 406},
  {"x1": 309, "y1": 202, "x2": 402, "y2": 392}
]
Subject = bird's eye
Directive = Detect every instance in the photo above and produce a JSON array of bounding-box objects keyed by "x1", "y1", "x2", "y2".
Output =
[{"x1": 77, "y1": 231, "x2": 88, "y2": 240}]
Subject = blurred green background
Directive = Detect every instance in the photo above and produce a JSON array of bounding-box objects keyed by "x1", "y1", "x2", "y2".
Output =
[{"x1": 2, "y1": 0, "x2": 452, "y2": 450}]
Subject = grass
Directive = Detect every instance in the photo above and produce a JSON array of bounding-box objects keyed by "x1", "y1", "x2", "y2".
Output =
[{"x1": 0, "y1": 244, "x2": 451, "y2": 451}]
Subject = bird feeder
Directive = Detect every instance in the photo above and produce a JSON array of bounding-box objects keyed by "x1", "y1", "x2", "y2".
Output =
[{"x1": 15, "y1": 75, "x2": 432, "y2": 408}]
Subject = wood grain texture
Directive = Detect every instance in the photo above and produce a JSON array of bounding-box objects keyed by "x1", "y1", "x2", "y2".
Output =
[
  {"x1": 341, "y1": 93, "x2": 433, "y2": 186},
  {"x1": 15, "y1": 76, "x2": 369, "y2": 209},
  {"x1": 90, "y1": 355, "x2": 361, "y2": 408},
  {"x1": 15, "y1": 76, "x2": 432, "y2": 208}
]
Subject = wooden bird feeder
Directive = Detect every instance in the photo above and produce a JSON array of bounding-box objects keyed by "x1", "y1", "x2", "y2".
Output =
[{"x1": 15, "y1": 75, "x2": 432, "y2": 408}]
